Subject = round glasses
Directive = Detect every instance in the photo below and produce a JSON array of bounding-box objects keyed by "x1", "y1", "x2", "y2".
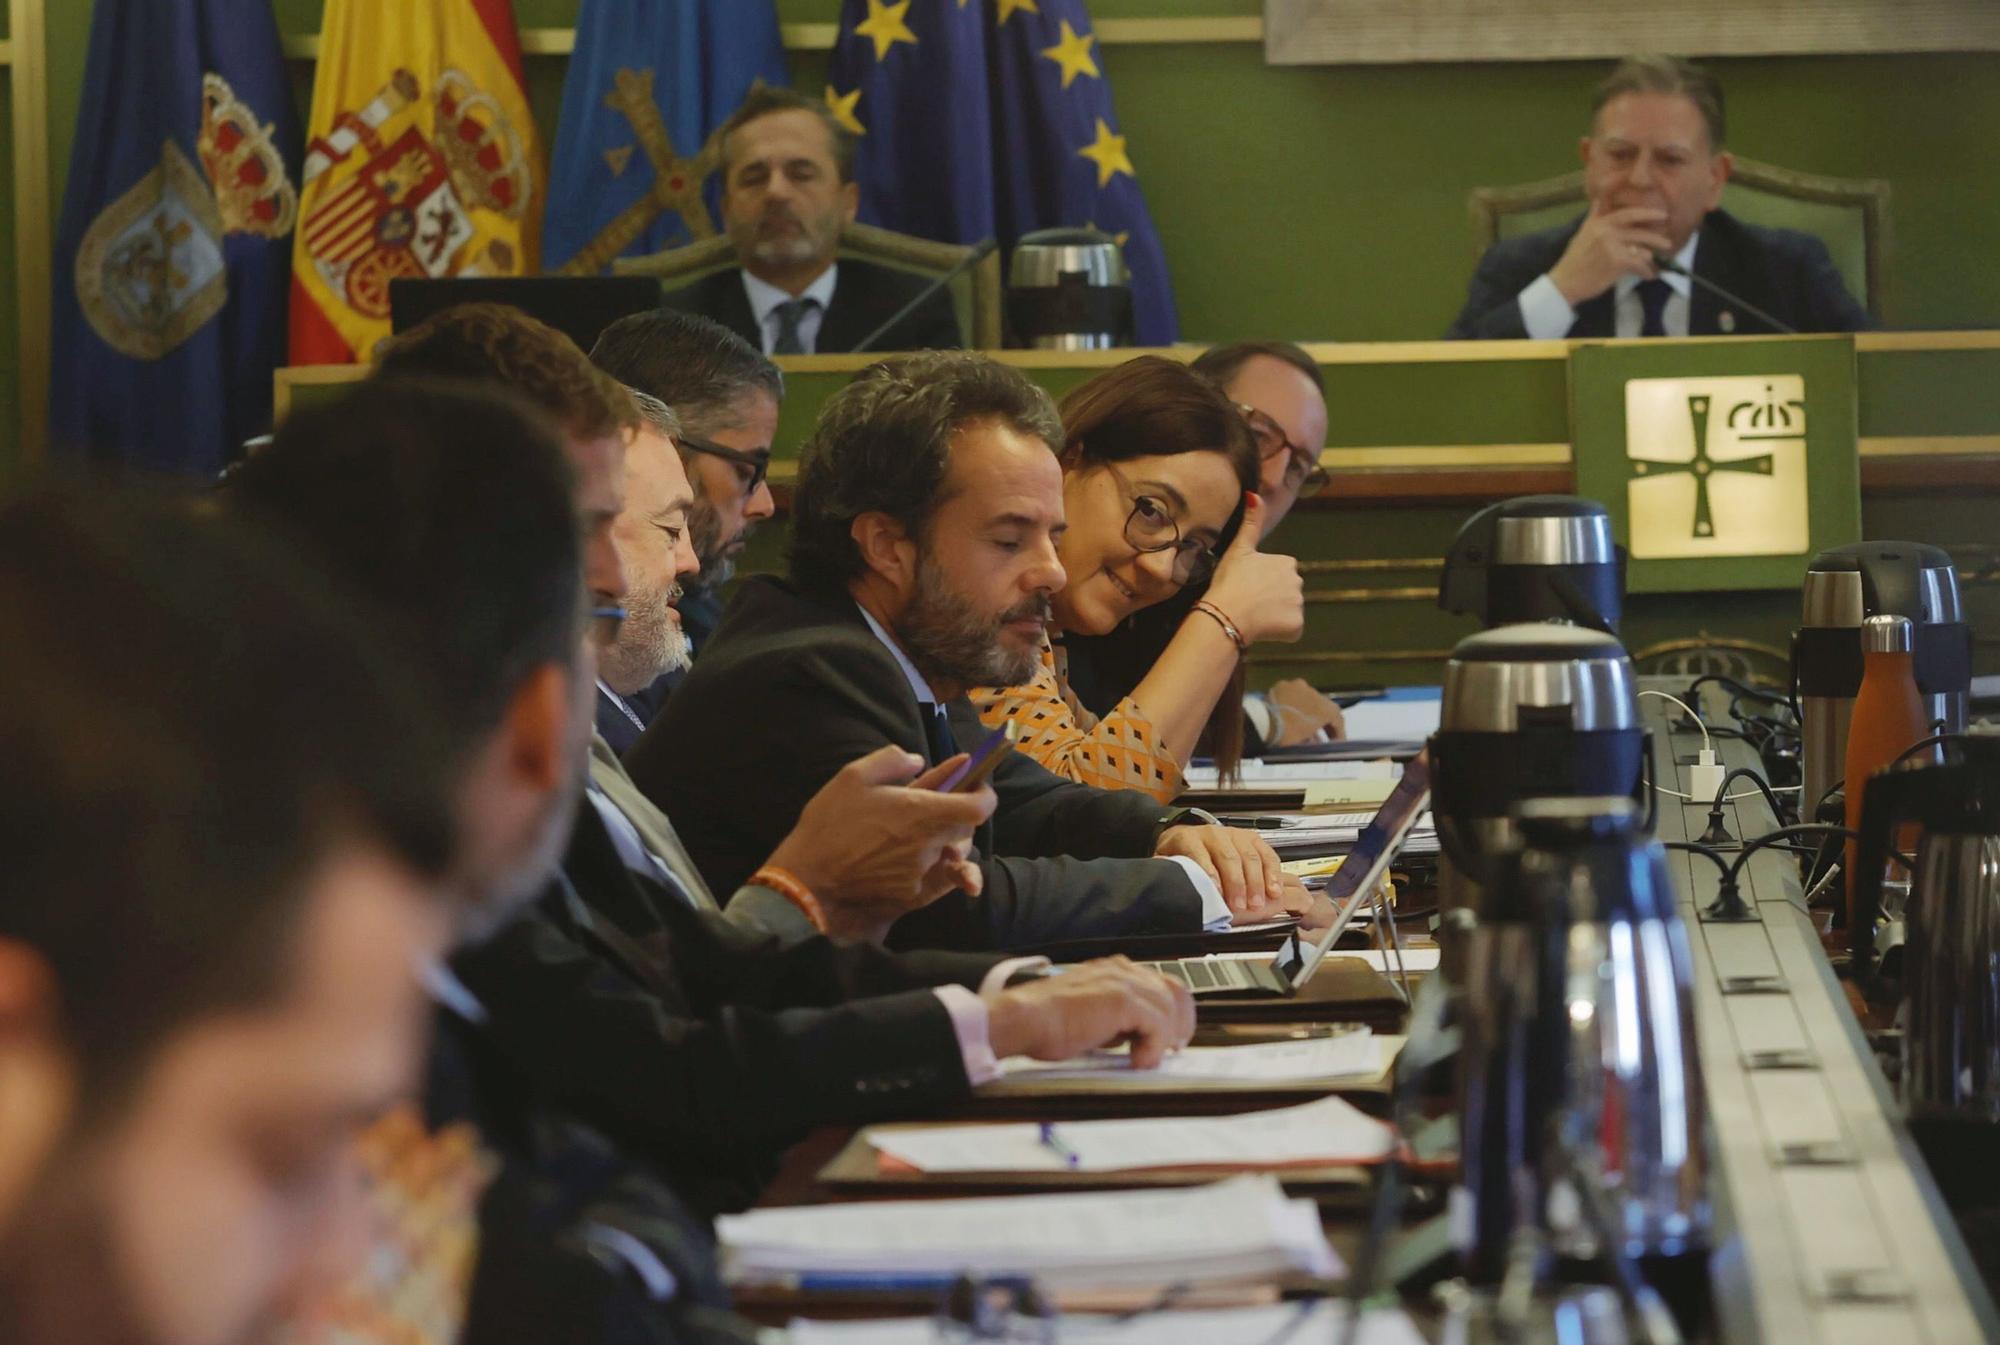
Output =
[
  {"x1": 1107, "y1": 463, "x2": 1220, "y2": 586},
  {"x1": 1235, "y1": 402, "x2": 1329, "y2": 495}
]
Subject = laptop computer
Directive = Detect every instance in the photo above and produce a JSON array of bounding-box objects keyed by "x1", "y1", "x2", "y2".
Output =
[{"x1": 1143, "y1": 750, "x2": 1431, "y2": 997}]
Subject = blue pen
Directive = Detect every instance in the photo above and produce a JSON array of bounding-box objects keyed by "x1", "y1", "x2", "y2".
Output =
[
  {"x1": 778, "y1": 1271, "x2": 965, "y2": 1293},
  {"x1": 1037, "y1": 1122, "x2": 1081, "y2": 1168}
]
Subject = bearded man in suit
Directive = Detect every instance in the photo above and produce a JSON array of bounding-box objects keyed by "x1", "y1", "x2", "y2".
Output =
[
  {"x1": 1448, "y1": 54, "x2": 1868, "y2": 341},
  {"x1": 662, "y1": 85, "x2": 962, "y2": 355}
]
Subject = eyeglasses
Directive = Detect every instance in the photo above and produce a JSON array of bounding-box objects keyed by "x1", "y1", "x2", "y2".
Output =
[
  {"x1": 1235, "y1": 402, "x2": 1329, "y2": 495},
  {"x1": 588, "y1": 605, "x2": 627, "y2": 648},
  {"x1": 678, "y1": 434, "x2": 771, "y2": 498},
  {"x1": 1107, "y1": 463, "x2": 1220, "y2": 587}
]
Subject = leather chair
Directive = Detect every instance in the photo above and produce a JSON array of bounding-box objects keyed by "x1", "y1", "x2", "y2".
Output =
[
  {"x1": 1468, "y1": 156, "x2": 1891, "y2": 320},
  {"x1": 611, "y1": 221, "x2": 1004, "y2": 349}
]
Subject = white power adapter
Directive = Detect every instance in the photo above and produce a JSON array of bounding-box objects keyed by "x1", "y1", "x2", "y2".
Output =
[{"x1": 1688, "y1": 748, "x2": 1726, "y2": 805}]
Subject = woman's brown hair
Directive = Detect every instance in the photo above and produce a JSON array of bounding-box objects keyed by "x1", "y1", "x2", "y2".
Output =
[{"x1": 1057, "y1": 355, "x2": 1257, "y2": 780}]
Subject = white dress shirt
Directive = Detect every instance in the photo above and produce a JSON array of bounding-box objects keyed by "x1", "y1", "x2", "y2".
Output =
[
  {"x1": 854, "y1": 603, "x2": 1233, "y2": 931},
  {"x1": 741, "y1": 264, "x2": 838, "y2": 355},
  {"x1": 1516, "y1": 231, "x2": 1699, "y2": 340}
]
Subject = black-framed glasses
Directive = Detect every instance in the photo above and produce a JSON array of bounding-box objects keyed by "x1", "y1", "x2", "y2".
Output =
[
  {"x1": 588, "y1": 605, "x2": 627, "y2": 648},
  {"x1": 1106, "y1": 463, "x2": 1220, "y2": 587},
  {"x1": 1235, "y1": 402, "x2": 1329, "y2": 494},
  {"x1": 678, "y1": 434, "x2": 771, "y2": 497}
]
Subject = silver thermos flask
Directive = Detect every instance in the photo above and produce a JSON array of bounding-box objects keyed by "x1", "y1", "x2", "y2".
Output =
[
  {"x1": 1794, "y1": 541, "x2": 1971, "y2": 815},
  {"x1": 1455, "y1": 797, "x2": 1710, "y2": 1285}
]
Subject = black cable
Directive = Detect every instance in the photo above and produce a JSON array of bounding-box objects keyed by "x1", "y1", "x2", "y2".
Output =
[
  {"x1": 1708, "y1": 765, "x2": 1793, "y2": 828},
  {"x1": 1689, "y1": 673, "x2": 1796, "y2": 718},
  {"x1": 1727, "y1": 823, "x2": 1913, "y2": 887},
  {"x1": 1664, "y1": 839, "x2": 1732, "y2": 882}
]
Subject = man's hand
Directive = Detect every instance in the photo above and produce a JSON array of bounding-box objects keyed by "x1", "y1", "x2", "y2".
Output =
[
  {"x1": 1199, "y1": 494, "x2": 1304, "y2": 647},
  {"x1": 764, "y1": 745, "x2": 996, "y2": 941},
  {"x1": 1547, "y1": 202, "x2": 1675, "y2": 308},
  {"x1": 1268, "y1": 678, "x2": 1345, "y2": 746},
  {"x1": 1155, "y1": 823, "x2": 1287, "y2": 919},
  {"x1": 984, "y1": 958, "x2": 1195, "y2": 1069}
]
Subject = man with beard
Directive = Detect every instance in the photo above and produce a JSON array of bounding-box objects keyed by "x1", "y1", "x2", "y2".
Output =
[
  {"x1": 0, "y1": 485, "x2": 456, "y2": 1345},
  {"x1": 630, "y1": 351, "x2": 1321, "y2": 954},
  {"x1": 661, "y1": 86, "x2": 962, "y2": 355},
  {"x1": 590, "y1": 309, "x2": 783, "y2": 707}
]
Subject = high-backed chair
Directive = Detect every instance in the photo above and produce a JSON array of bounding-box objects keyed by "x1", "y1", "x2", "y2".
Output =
[
  {"x1": 1468, "y1": 156, "x2": 1891, "y2": 321},
  {"x1": 611, "y1": 221, "x2": 1004, "y2": 349}
]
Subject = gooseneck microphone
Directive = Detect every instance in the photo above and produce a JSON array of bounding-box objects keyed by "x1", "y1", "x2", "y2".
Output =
[
  {"x1": 1650, "y1": 251, "x2": 1798, "y2": 336},
  {"x1": 849, "y1": 237, "x2": 1000, "y2": 354}
]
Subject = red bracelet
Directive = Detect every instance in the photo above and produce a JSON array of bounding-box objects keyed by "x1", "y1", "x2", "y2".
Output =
[{"x1": 749, "y1": 865, "x2": 827, "y2": 934}]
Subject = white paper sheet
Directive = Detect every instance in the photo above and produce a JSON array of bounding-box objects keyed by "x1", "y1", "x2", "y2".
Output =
[
  {"x1": 867, "y1": 1094, "x2": 1394, "y2": 1173},
  {"x1": 1339, "y1": 698, "x2": 1443, "y2": 741},
  {"x1": 788, "y1": 1301, "x2": 1430, "y2": 1344},
  {"x1": 718, "y1": 1175, "x2": 1341, "y2": 1287},
  {"x1": 1183, "y1": 758, "x2": 1398, "y2": 787},
  {"x1": 991, "y1": 1030, "x2": 1381, "y2": 1085}
]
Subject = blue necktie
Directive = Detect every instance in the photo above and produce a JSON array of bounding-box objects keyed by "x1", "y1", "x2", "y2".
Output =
[
  {"x1": 1637, "y1": 278, "x2": 1673, "y2": 338},
  {"x1": 918, "y1": 703, "x2": 957, "y2": 766}
]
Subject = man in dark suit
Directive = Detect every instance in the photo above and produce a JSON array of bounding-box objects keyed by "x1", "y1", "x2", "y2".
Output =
[
  {"x1": 629, "y1": 351, "x2": 1324, "y2": 954},
  {"x1": 1448, "y1": 54, "x2": 1868, "y2": 341},
  {"x1": 236, "y1": 368, "x2": 1195, "y2": 1226},
  {"x1": 662, "y1": 85, "x2": 961, "y2": 355}
]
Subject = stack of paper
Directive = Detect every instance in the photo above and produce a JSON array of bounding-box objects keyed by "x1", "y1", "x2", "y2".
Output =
[
  {"x1": 991, "y1": 1030, "x2": 1382, "y2": 1087},
  {"x1": 867, "y1": 1095, "x2": 1394, "y2": 1174},
  {"x1": 789, "y1": 1301, "x2": 1430, "y2": 1344},
  {"x1": 717, "y1": 1175, "x2": 1341, "y2": 1290},
  {"x1": 1257, "y1": 809, "x2": 1439, "y2": 858},
  {"x1": 1184, "y1": 758, "x2": 1399, "y2": 788}
]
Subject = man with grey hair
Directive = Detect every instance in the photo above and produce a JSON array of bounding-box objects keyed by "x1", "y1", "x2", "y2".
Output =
[
  {"x1": 594, "y1": 387, "x2": 698, "y2": 752},
  {"x1": 1449, "y1": 53, "x2": 1867, "y2": 339},
  {"x1": 591, "y1": 310, "x2": 785, "y2": 731}
]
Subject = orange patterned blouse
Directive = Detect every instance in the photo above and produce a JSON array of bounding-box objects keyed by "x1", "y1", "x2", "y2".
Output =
[{"x1": 968, "y1": 634, "x2": 1184, "y2": 803}]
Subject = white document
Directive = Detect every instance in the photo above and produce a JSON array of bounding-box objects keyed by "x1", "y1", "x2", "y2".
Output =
[
  {"x1": 1339, "y1": 698, "x2": 1443, "y2": 741},
  {"x1": 991, "y1": 1030, "x2": 1381, "y2": 1085},
  {"x1": 718, "y1": 1174, "x2": 1341, "y2": 1287},
  {"x1": 1183, "y1": 758, "x2": 1397, "y2": 788},
  {"x1": 867, "y1": 1094, "x2": 1394, "y2": 1173},
  {"x1": 788, "y1": 1301, "x2": 1430, "y2": 1345}
]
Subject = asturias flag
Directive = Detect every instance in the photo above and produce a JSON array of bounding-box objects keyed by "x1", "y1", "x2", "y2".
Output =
[
  {"x1": 49, "y1": 0, "x2": 299, "y2": 474},
  {"x1": 545, "y1": 0, "x2": 788, "y2": 275},
  {"x1": 290, "y1": 0, "x2": 543, "y2": 364},
  {"x1": 825, "y1": 0, "x2": 1178, "y2": 344}
]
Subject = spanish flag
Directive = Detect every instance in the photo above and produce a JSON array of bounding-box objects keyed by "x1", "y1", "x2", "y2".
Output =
[{"x1": 289, "y1": 0, "x2": 542, "y2": 364}]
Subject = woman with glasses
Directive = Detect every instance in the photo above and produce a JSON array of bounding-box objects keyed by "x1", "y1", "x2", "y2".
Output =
[{"x1": 968, "y1": 356, "x2": 1305, "y2": 802}]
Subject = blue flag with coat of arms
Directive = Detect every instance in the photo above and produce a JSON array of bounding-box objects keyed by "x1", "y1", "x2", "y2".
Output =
[
  {"x1": 49, "y1": 0, "x2": 299, "y2": 475},
  {"x1": 544, "y1": 0, "x2": 789, "y2": 274},
  {"x1": 825, "y1": 0, "x2": 1178, "y2": 344}
]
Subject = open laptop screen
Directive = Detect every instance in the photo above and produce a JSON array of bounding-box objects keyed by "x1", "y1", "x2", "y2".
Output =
[{"x1": 1271, "y1": 749, "x2": 1432, "y2": 989}]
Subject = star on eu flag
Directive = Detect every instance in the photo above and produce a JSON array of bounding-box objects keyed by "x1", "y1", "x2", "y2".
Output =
[
  {"x1": 824, "y1": 84, "x2": 865, "y2": 135},
  {"x1": 1078, "y1": 118, "x2": 1135, "y2": 187},
  {"x1": 995, "y1": 0, "x2": 1041, "y2": 23},
  {"x1": 853, "y1": 0, "x2": 919, "y2": 61},
  {"x1": 1041, "y1": 21, "x2": 1100, "y2": 89}
]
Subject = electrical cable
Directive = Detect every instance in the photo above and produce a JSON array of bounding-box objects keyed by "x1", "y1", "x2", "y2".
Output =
[{"x1": 1638, "y1": 689, "x2": 1711, "y2": 751}]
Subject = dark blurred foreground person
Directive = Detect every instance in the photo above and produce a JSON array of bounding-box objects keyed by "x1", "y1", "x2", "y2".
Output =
[{"x1": 0, "y1": 485, "x2": 456, "y2": 1345}]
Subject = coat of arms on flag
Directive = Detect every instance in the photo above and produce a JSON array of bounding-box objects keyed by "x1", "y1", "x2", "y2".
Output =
[{"x1": 298, "y1": 68, "x2": 531, "y2": 328}]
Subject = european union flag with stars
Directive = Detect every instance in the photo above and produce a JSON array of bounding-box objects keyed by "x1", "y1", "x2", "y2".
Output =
[
  {"x1": 545, "y1": 0, "x2": 789, "y2": 274},
  {"x1": 826, "y1": 0, "x2": 1179, "y2": 344}
]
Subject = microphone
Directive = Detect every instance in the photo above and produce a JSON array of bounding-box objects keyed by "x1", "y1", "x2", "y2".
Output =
[
  {"x1": 849, "y1": 237, "x2": 999, "y2": 354},
  {"x1": 1649, "y1": 251, "x2": 1797, "y2": 336}
]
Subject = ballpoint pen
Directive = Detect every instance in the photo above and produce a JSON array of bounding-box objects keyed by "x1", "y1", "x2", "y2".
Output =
[{"x1": 1037, "y1": 1122, "x2": 1081, "y2": 1169}]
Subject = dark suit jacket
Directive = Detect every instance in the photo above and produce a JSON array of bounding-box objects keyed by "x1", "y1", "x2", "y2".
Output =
[
  {"x1": 450, "y1": 801, "x2": 1003, "y2": 1215},
  {"x1": 625, "y1": 576, "x2": 1206, "y2": 952},
  {"x1": 1447, "y1": 208, "x2": 1870, "y2": 340},
  {"x1": 661, "y1": 257, "x2": 962, "y2": 354},
  {"x1": 427, "y1": 1009, "x2": 746, "y2": 1345}
]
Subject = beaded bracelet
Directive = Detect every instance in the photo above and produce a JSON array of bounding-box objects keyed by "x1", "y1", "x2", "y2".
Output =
[
  {"x1": 1191, "y1": 599, "x2": 1247, "y2": 653},
  {"x1": 748, "y1": 864, "x2": 827, "y2": 934}
]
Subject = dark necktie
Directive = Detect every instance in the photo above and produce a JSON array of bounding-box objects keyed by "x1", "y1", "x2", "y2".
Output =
[
  {"x1": 1637, "y1": 278, "x2": 1673, "y2": 338},
  {"x1": 771, "y1": 297, "x2": 820, "y2": 354},
  {"x1": 918, "y1": 702, "x2": 958, "y2": 766}
]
